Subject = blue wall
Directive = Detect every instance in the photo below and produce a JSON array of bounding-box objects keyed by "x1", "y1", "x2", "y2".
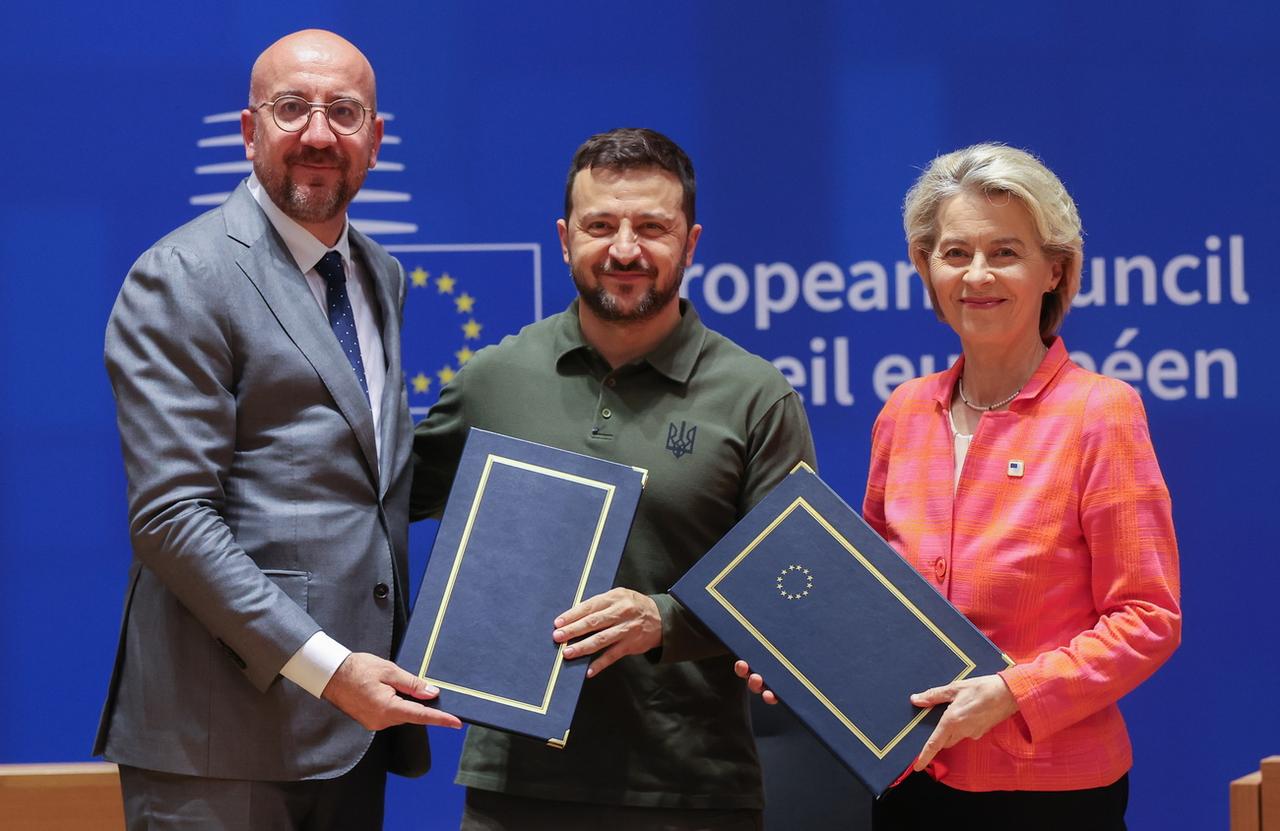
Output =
[{"x1": 2, "y1": 3, "x2": 1275, "y2": 829}]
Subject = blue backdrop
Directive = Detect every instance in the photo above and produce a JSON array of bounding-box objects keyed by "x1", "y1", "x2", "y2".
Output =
[{"x1": 3, "y1": 3, "x2": 1275, "y2": 829}]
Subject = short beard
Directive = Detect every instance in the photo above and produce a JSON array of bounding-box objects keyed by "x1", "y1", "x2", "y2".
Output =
[
  {"x1": 572, "y1": 252, "x2": 686, "y2": 324},
  {"x1": 253, "y1": 143, "x2": 361, "y2": 225},
  {"x1": 279, "y1": 174, "x2": 351, "y2": 223}
]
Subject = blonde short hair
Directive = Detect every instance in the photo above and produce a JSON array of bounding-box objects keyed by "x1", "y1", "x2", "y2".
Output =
[{"x1": 903, "y1": 143, "x2": 1083, "y2": 340}]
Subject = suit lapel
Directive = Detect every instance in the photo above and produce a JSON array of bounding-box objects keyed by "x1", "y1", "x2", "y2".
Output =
[
  {"x1": 223, "y1": 185, "x2": 381, "y2": 486},
  {"x1": 352, "y1": 230, "x2": 408, "y2": 500}
]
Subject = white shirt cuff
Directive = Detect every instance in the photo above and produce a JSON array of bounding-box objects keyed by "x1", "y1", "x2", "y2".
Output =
[{"x1": 280, "y1": 631, "x2": 351, "y2": 698}]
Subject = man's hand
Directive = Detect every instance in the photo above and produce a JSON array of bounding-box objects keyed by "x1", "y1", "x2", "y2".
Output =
[
  {"x1": 553, "y1": 588, "x2": 662, "y2": 678},
  {"x1": 321, "y1": 652, "x2": 462, "y2": 731},
  {"x1": 910, "y1": 674, "x2": 1018, "y2": 770},
  {"x1": 733, "y1": 660, "x2": 779, "y2": 705}
]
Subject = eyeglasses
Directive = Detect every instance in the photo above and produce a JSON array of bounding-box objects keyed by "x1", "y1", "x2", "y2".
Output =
[{"x1": 251, "y1": 95, "x2": 373, "y2": 136}]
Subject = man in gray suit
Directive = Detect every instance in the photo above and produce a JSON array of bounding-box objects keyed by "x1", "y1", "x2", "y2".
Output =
[{"x1": 97, "y1": 29, "x2": 459, "y2": 830}]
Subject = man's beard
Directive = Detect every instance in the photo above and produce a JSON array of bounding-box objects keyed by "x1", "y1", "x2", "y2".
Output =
[
  {"x1": 572, "y1": 252, "x2": 685, "y2": 324},
  {"x1": 255, "y1": 146, "x2": 362, "y2": 224}
]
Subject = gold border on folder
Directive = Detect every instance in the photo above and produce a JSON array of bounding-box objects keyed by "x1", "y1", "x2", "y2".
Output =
[
  {"x1": 706, "y1": 496, "x2": 1012, "y2": 760},
  {"x1": 416, "y1": 454, "x2": 616, "y2": 715}
]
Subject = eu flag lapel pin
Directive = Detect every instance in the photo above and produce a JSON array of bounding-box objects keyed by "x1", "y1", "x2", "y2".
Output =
[{"x1": 1007, "y1": 459, "x2": 1025, "y2": 478}]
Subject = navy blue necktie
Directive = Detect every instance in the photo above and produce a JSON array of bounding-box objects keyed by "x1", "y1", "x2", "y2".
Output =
[{"x1": 315, "y1": 251, "x2": 370, "y2": 402}]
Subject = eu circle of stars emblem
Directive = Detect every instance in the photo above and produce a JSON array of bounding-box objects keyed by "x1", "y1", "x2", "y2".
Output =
[
  {"x1": 776, "y1": 564, "x2": 813, "y2": 601},
  {"x1": 405, "y1": 265, "x2": 485, "y2": 401}
]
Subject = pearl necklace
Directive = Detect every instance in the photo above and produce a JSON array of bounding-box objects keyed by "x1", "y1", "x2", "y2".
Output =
[{"x1": 957, "y1": 377, "x2": 1020, "y2": 412}]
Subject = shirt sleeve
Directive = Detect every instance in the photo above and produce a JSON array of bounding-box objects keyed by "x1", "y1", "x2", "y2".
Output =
[
  {"x1": 280, "y1": 631, "x2": 352, "y2": 698},
  {"x1": 998, "y1": 380, "x2": 1182, "y2": 742},
  {"x1": 654, "y1": 390, "x2": 818, "y2": 664},
  {"x1": 410, "y1": 363, "x2": 472, "y2": 521}
]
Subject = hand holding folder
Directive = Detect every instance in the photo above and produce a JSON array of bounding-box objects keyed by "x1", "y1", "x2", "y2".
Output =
[
  {"x1": 906, "y1": 674, "x2": 1019, "y2": 771},
  {"x1": 734, "y1": 660, "x2": 779, "y2": 706},
  {"x1": 671, "y1": 465, "x2": 1013, "y2": 796},
  {"x1": 396, "y1": 429, "x2": 647, "y2": 746},
  {"x1": 323, "y1": 652, "x2": 461, "y2": 732},
  {"x1": 734, "y1": 659, "x2": 1018, "y2": 771},
  {"x1": 553, "y1": 588, "x2": 662, "y2": 678}
]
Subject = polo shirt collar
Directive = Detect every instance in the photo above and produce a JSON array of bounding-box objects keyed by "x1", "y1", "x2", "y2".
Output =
[
  {"x1": 553, "y1": 298, "x2": 708, "y2": 384},
  {"x1": 246, "y1": 173, "x2": 353, "y2": 274}
]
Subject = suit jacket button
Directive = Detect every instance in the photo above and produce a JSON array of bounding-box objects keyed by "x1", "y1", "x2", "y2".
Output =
[
  {"x1": 934, "y1": 558, "x2": 947, "y2": 582},
  {"x1": 373, "y1": 582, "x2": 389, "y2": 599}
]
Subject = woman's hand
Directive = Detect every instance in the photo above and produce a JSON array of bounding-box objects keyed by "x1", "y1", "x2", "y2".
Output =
[
  {"x1": 733, "y1": 660, "x2": 779, "y2": 705},
  {"x1": 910, "y1": 674, "x2": 1019, "y2": 770}
]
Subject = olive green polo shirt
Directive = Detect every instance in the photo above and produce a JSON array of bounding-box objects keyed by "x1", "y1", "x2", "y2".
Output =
[{"x1": 411, "y1": 299, "x2": 816, "y2": 810}]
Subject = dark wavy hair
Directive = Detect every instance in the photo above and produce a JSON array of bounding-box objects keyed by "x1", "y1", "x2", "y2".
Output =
[{"x1": 564, "y1": 127, "x2": 696, "y2": 228}]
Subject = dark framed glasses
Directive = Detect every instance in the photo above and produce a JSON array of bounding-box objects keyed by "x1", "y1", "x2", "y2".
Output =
[{"x1": 251, "y1": 95, "x2": 373, "y2": 136}]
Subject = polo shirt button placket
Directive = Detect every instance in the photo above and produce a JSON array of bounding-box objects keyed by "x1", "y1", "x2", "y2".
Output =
[{"x1": 592, "y1": 375, "x2": 617, "y2": 438}]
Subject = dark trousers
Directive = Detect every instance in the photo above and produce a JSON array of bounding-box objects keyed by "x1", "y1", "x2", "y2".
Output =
[
  {"x1": 460, "y1": 787, "x2": 764, "y2": 831},
  {"x1": 117, "y1": 735, "x2": 389, "y2": 831},
  {"x1": 872, "y1": 771, "x2": 1129, "y2": 831}
]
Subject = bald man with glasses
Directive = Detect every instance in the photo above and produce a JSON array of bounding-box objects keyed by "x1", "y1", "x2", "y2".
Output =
[{"x1": 97, "y1": 29, "x2": 458, "y2": 830}]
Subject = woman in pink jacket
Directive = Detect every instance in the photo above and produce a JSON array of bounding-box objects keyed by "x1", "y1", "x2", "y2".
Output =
[{"x1": 741, "y1": 144, "x2": 1180, "y2": 830}]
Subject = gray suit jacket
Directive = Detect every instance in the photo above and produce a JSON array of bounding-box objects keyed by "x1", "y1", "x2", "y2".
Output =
[{"x1": 96, "y1": 182, "x2": 429, "y2": 781}]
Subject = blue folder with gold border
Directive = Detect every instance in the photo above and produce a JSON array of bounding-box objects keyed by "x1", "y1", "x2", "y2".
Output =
[
  {"x1": 397, "y1": 428, "x2": 646, "y2": 747},
  {"x1": 671, "y1": 464, "x2": 1012, "y2": 796}
]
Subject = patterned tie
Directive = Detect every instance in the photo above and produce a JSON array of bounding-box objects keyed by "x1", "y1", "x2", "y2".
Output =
[{"x1": 315, "y1": 251, "x2": 370, "y2": 402}]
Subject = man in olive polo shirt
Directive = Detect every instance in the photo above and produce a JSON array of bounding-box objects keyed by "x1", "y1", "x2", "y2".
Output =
[{"x1": 410, "y1": 127, "x2": 815, "y2": 830}]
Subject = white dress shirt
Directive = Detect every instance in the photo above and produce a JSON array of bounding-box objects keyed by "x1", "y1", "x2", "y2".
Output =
[{"x1": 247, "y1": 175, "x2": 387, "y2": 697}]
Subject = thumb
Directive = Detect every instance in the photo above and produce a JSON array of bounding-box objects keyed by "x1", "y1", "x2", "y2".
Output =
[
  {"x1": 386, "y1": 667, "x2": 440, "y2": 700},
  {"x1": 910, "y1": 684, "x2": 956, "y2": 707}
]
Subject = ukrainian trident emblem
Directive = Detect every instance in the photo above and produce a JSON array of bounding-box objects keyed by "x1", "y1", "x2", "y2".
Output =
[{"x1": 666, "y1": 421, "x2": 697, "y2": 459}]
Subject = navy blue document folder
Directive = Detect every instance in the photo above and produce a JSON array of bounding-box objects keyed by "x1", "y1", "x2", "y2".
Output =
[
  {"x1": 671, "y1": 465, "x2": 1012, "y2": 796},
  {"x1": 397, "y1": 429, "x2": 646, "y2": 746}
]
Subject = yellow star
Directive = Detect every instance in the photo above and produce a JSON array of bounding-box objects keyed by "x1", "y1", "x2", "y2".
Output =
[
  {"x1": 462, "y1": 319, "x2": 482, "y2": 340},
  {"x1": 435, "y1": 273, "x2": 456, "y2": 294},
  {"x1": 437, "y1": 365, "x2": 456, "y2": 385},
  {"x1": 410, "y1": 267, "x2": 429, "y2": 288},
  {"x1": 455, "y1": 346, "x2": 476, "y2": 365},
  {"x1": 454, "y1": 292, "x2": 476, "y2": 313},
  {"x1": 411, "y1": 372, "x2": 431, "y2": 393}
]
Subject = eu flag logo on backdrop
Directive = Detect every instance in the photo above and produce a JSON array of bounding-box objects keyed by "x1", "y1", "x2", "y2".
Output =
[
  {"x1": 392, "y1": 246, "x2": 542, "y2": 416},
  {"x1": 189, "y1": 106, "x2": 543, "y2": 417}
]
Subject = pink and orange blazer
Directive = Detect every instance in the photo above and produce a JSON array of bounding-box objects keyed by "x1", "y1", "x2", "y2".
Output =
[{"x1": 864, "y1": 338, "x2": 1181, "y2": 792}]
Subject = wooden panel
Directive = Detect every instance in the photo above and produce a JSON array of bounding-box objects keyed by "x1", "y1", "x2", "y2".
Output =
[
  {"x1": 0, "y1": 763, "x2": 125, "y2": 831},
  {"x1": 1262, "y1": 757, "x2": 1280, "y2": 831},
  {"x1": 1233, "y1": 771, "x2": 1263, "y2": 831}
]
